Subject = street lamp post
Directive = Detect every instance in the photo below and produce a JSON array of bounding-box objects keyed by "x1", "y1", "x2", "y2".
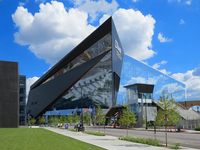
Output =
[
  {"x1": 80, "y1": 85, "x2": 84, "y2": 126},
  {"x1": 144, "y1": 94, "x2": 148, "y2": 130}
]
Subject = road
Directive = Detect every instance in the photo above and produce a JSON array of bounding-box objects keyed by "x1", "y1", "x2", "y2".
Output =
[{"x1": 85, "y1": 127, "x2": 200, "y2": 149}]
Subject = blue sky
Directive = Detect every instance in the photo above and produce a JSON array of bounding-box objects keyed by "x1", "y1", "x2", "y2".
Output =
[{"x1": 0, "y1": 0, "x2": 200, "y2": 100}]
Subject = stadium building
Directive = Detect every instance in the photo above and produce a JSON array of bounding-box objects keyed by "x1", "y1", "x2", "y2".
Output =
[{"x1": 27, "y1": 17, "x2": 186, "y2": 121}]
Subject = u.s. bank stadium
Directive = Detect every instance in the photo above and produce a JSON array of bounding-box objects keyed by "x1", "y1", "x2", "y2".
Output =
[{"x1": 27, "y1": 17, "x2": 200, "y2": 128}]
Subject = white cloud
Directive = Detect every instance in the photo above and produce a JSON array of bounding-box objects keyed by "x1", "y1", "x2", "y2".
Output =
[
  {"x1": 152, "y1": 60, "x2": 171, "y2": 75},
  {"x1": 12, "y1": 1, "x2": 95, "y2": 65},
  {"x1": 168, "y1": 0, "x2": 192, "y2": 5},
  {"x1": 13, "y1": 1, "x2": 156, "y2": 64},
  {"x1": 185, "y1": 0, "x2": 192, "y2": 5},
  {"x1": 99, "y1": 14, "x2": 110, "y2": 24},
  {"x1": 73, "y1": 0, "x2": 118, "y2": 20},
  {"x1": 172, "y1": 67, "x2": 200, "y2": 100},
  {"x1": 26, "y1": 76, "x2": 39, "y2": 101},
  {"x1": 159, "y1": 69, "x2": 171, "y2": 75},
  {"x1": 152, "y1": 60, "x2": 167, "y2": 69},
  {"x1": 158, "y1": 32, "x2": 172, "y2": 43},
  {"x1": 126, "y1": 76, "x2": 160, "y2": 85},
  {"x1": 18, "y1": 0, "x2": 29, "y2": 6},
  {"x1": 132, "y1": 0, "x2": 139, "y2": 2},
  {"x1": 111, "y1": 8, "x2": 156, "y2": 61},
  {"x1": 155, "y1": 82, "x2": 185, "y2": 100},
  {"x1": 179, "y1": 19, "x2": 185, "y2": 25}
]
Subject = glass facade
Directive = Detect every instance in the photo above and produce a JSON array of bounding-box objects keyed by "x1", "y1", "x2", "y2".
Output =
[
  {"x1": 27, "y1": 18, "x2": 126, "y2": 118},
  {"x1": 29, "y1": 18, "x2": 186, "y2": 120},
  {"x1": 42, "y1": 33, "x2": 112, "y2": 84},
  {"x1": 117, "y1": 55, "x2": 186, "y2": 104},
  {"x1": 19, "y1": 75, "x2": 26, "y2": 125},
  {"x1": 44, "y1": 32, "x2": 114, "y2": 113},
  {"x1": 51, "y1": 51, "x2": 113, "y2": 109}
]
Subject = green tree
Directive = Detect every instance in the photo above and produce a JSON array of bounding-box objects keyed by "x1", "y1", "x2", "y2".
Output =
[
  {"x1": 156, "y1": 95, "x2": 180, "y2": 127},
  {"x1": 156, "y1": 109, "x2": 180, "y2": 126},
  {"x1": 28, "y1": 117, "x2": 36, "y2": 126},
  {"x1": 39, "y1": 116, "x2": 46, "y2": 125},
  {"x1": 83, "y1": 112, "x2": 91, "y2": 125},
  {"x1": 72, "y1": 114, "x2": 79, "y2": 124},
  {"x1": 60, "y1": 116, "x2": 67, "y2": 124},
  {"x1": 48, "y1": 116, "x2": 54, "y2": 125},
  {"x1": 67, "y1": 115, "x2": 73, "y2": 125},
  {"x1": 48, "y1": 116, "x2": 59, "y2": 126},
  {"x1": 95, "y1": 105, "x2": 105, "y2": 125},
  {"x1": 118, "y1": 106, "x2": 136, "y2": 136},
  {"x1": 155, "y1": 95, "x2": 180, "y2": 147}
]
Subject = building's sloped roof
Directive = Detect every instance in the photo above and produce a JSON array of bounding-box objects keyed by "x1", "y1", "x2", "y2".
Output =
[{"x1": 177, "y1": 105, "x2": 200, "y2": 120}]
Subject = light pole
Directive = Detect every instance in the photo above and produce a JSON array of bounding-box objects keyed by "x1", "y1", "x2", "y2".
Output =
[
  {"x1": 80, "y1": 85, "x2": 84, "y2": 127},
  {"x1": 144, "y1": 94, "x2": 148, "y2": 130}
]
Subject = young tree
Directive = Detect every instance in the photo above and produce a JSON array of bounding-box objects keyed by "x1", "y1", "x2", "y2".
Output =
[
  {"x1": 28, "y1": 117, "x2": 36, "y2": 126},
  {"x1": 118, "y1": 106, "x2": 136, "y2": 136},
  {"x1": 72, "y1": 114, "x2": 79, "y2": 124},
  {"x1": 60, "y1": 116, "x2": 67, "y2": 124},
  {"x1": 48, "y1": 116, "x2": 54, "y2": 126},
  {"x1": 67, "y1": 115, "x2": 73, "y2": 125},
  {"x1": 156, "y1": 95, "x2": 180, "y2": 147},
  {"x1": 48, "y1": 116, "x2": 59, "y2": 126},
  {"x1": 83, "y1": 112, "x2": 91, "y2": 125},
  {"x1": 39, "y1": 116, "x2": 46, "y2": 125},
  {"x1": 95, "y1": 105, "x2": 105, "y2": 126}
]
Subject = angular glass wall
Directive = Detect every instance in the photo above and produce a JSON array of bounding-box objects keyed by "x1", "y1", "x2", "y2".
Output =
[
  {"x1": 51, "y1": 51, "x2": 113, "y2": 110},
  {"x1": 117, "y1": 55, "x2": 186, "y2": 104},
  {"x1": 42, "y1": 33, "x2": 112, "y2": 84},
  {"x1": 43, "y1": 32, "x2": 113, "y2": 116}
]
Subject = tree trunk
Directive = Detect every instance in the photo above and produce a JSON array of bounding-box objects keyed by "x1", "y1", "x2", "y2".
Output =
[
  {"x1": 165, "y1": 114, "x2": 168, "y2": 147},
  {"x1": 126, "y1": 126, "x2": 128, "y2": 136}
]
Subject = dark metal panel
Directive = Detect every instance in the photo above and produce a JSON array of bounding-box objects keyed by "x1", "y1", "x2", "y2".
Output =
[
  {"x1": 31, "y1": 17, "x2": 112, "y2": 90},
  {"x1": 124, "y1": 84, "x2": 154, "y2": 94},
  {"x1": 111, "y1": 19, "x2": 124, "y2": 106},
  {"x1": 27, "y1": 51, "x2": 110, "y2": 118},
  {"x1": 0, "y1": 61, "x2": 19, "y2": 127},
  {"x1": 111, "y1": 19, "x2": 124, "y2": 76},
  {"x1": 113, "y1": 73, "x2": 120, "y2": 105}
]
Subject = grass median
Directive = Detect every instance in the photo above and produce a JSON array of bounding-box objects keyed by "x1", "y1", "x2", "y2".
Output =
[
  {"x1": 84, "y1": 131, "x2": 105, "y2": 136},
  {"x1": 0, "y1": 128, "x2": 104, "y2": 150},
  {"x1": 119, "y1": 136, "x2": 161, "y2": 147}
]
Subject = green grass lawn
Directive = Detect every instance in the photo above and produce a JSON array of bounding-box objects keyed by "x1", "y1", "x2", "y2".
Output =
[{"x1": 0, "y1": 128, "x2": 104, "y2": 150}]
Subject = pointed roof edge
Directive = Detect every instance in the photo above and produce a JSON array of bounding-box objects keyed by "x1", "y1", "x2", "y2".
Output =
[{"x1": 31, "y1": 17, "x2": 112, "y2": 90}]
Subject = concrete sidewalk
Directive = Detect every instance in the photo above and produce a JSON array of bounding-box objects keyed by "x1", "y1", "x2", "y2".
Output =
[{"x1": 44, "y1": 127, "x2": 196, "y2": 150}]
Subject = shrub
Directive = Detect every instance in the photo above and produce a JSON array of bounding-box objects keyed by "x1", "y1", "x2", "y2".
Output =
[
  {"x1": 194, "y1": 127, "x2": 200, "y2": 131},
  {"x1": 84, "y1": 131, "x2": 105, "y2": 136},
  {"x1": 119, "y1": 136, "x2": 161, "y2": 146},
  {"x1": 170, "y1": 143, "x2": 181, "y2": 149}
]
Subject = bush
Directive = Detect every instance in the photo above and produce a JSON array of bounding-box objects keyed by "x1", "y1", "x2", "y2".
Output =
[
  {"x1": 170, "y1": 143, "x2": 181, "y2": 149},
  {"x1": 119, "y1": 136, "x2": 161, "y2": 146},
  {"x1": 84, "y1": 131, "x2": 105, "y2": 136},
  {"x1": 194, "y1": 127, "x2": 200, "y2": 131}
]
